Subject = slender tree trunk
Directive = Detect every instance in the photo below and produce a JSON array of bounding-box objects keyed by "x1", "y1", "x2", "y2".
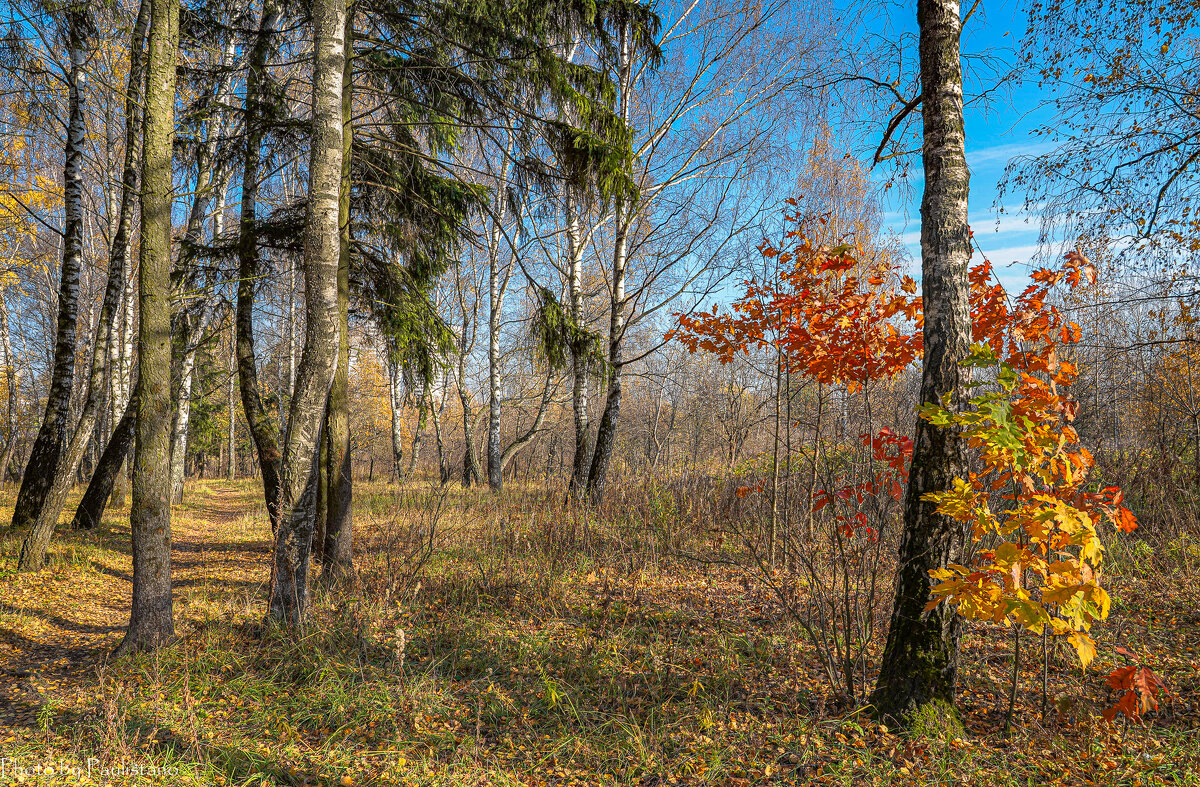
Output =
[
  {"x1": 227, "y1": 311, "x2": 237, "y2": 480},
  {"x1": 485, "y1": 152, "x2": 512, "y2": 492},
  {"x1": 566, "y1": 190, "x2": 590, "y2": 496},
  {"x1": 169, "y1": 313, "x2": 211, "y2": 505},
  {"x1": 585, "y1": 22, "x2": 633, "y2": 504},
  {"x1": 499, "y1": 370, "x2": 554, "y2": 472},
  {"x1": 11, "y1": 15, "x2": 89, "y2": 530},
  {"x1": 167, "y1": 40, "x2": 234, "y2": 505},
  {"x1": 18, "y1": 171, "x2": 129, "y2": 568},
  {"x1": 869, "y1": 0, "x2": 972, "y2": 724},
  {"x1": 112, "y1": 249, "x2": 138, "y2": 508},
  {"x1": 387, "y1": 350, "x2": 405, "y2": 479},
  {"x1": 117, "y1": 0, "x2": 179, "y2": 654},
  {"x1": 457, "y1": 375, "x2": 479, "y2": 486},
  {"x1": 267, "y1": 0, "x2": 345, "y2": 626},
  {"x1": 72, "y1": 390, "x2": 137, "y2": 530},
  {"x1": 408, "y1": 382, "x2": 427, "y2": 480},
  {"x1": 0, "y1": 292, "x2": 21, "y2": 485},
  {"x1": 322, "y1": 14, "x2": 354, "y2": 576},
  {"x1": 237, "y1": 0, "x2": 283, "y2": 528},
  {"x1": 430, "y1": 381, "x2": 450, "y2": 483},
  {"x1": 99, "y1": 0, "x2": 149, "y2": 511}
]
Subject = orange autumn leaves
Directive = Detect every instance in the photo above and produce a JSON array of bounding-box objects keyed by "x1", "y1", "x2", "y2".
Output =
[
  {"x1": 668, "y1": 207, "x2": 921, "y2": 391},
  {"x1": 670, "y1": 209, "x2": 1140, "y2": 672},
  {"x1": 922, "y1": 250, "x2": 1139, "y2": 669}
]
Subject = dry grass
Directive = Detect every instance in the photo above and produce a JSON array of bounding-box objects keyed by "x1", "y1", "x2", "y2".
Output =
[{"x1": 0, "y1": 478, "x2": 1197, "y2": 786}]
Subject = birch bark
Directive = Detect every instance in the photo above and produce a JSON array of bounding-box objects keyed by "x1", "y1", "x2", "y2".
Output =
[{"x1": 870, "y1": 0, "x2": 972, "y2": 724}]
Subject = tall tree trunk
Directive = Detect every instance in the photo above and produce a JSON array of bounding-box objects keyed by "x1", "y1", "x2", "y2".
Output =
[
  {"x1": 387, "y1": 350, "x2": 405, "y2": 479},
  {"x1": 267, "y1": 0, "x2": 345, "y2": 626},
  {"x1": 485, "y1": 152, "x2": 512, "y2": 492},
  {"x1": 72, "y1": 389, "x2": 137, "y2": 530},
  {"x1": 565, "y1": 190, "x2": 590, "y2": 496},
  {"x1": 117, "y1": 0, "x2": 179, "y2": 654},
  {"x1": 168, "y1": 39, "x2": 235, "y2": 505},
  {"x1": 869, "y1": 0, "x2": 972, "y2": 724},
  {"x1": 586, "y1": 24, "x2": 633, "y2": 504},
  {"x1": 227, "y1": 311, "x2": 236, "y2": 480},
  {"x1": 10, "y1": 14, "x2": 89, "y2": 530},
  {"x1": 322, "y1": 15, "x2": 354, "y2": 576},
  {"x1": 237, "y1": 0, "x2": 283, "y2": 527},
  {"x1": 85, "y1": 0, "x2": 148, "y2": 516},
  {"x1": 0, "y1": 292, "x2": 22, "y2": 485}
]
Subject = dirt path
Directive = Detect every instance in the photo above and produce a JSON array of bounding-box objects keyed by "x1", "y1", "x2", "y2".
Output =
[{"x1": 0, "y1": 481, "x2": 270, "y2": 731}]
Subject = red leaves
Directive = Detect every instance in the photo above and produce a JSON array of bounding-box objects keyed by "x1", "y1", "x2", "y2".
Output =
[
  {"x1": 1116, "y1": 506, "x2": 1139, "y2": 533},
  {"x1": 861, "y1": 427, "x2": 914, "y2": 473},
  {"x1": 835, "y1": 512, "x2": 877, "y2": 542},
  {"x1": 734, "y1": 483, "x2": 764, "y2": 499},
  {"x1": 1103, "y1": 648, "x2": 1164, "y2": 723},
  {"x1": 669, "y1": 212, "x2": 923, "y2": 391}
]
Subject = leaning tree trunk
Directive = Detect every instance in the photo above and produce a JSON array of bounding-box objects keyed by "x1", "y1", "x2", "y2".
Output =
[
  {"x1": 322, "y1": 17, "x2": 354, "y2": 577},
  {"x1": 586, "y1": 204, "x2": 628, "y2": 503},
  {"x1": 500, "y1": 370, "x2": 554, "y2": 473},
  {"x1": 72, "y1": 389, "x2": 137, "y2": 530},
  {"x1": 69, "y1": 0, "x2": 151, "y2": 528},
  {"x1": 267, "y1": 0, "x2": 345, "y2": 626},
  {"x1": 117, "y1": 0, "x2": 179, "y2": 655},
  {"x1": 168, "y1": 43, "x2": 234, "y2": 506},
  {"x1": 18, "y1": 153, "x2": 130, "y2": 568},
  {"x1": 869, "y1": 0, "x2": 972, "y2": 725},
  {"x1": 10, "y1": 14, "x2": 89, "y2": 530},
  {"x1": 236, "y1": 0, "x2": 284, "y2": 527}
]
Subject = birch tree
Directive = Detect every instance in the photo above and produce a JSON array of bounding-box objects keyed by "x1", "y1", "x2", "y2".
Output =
[
  {"x1": 870, "y1": 0, "x2": 972, "y2": 724},
  {"x1": 321, "y1": 9, "x2": 354, "y2": 575},
  {"x1": 267, "y1": 0, "x2": 345, "y2": 625},
  {"x1": 10, "y1": 7, "x2": 91, "y2": 530},
  {"x1": 574, "y1": 0, "x2": 827, "y2": 501}
]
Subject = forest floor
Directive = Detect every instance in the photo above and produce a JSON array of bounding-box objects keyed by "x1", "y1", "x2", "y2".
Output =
[{"x1": 0, "y1": 479, "x2": 1199, "y2": 786}]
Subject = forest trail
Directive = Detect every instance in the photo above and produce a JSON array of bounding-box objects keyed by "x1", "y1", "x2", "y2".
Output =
[{"x1": 0, "y1": 480, "x2": 270, "y2": 732}]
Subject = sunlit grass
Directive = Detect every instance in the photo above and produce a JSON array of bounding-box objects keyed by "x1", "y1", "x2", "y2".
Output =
[{"x1": 0, "y1": 479, "x2": 1197, "y2": 785}]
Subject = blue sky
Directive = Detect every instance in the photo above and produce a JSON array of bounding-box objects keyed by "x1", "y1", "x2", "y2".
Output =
[{"x1": 870, "y1": 0, "x2": 1065, "y2": 292}]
